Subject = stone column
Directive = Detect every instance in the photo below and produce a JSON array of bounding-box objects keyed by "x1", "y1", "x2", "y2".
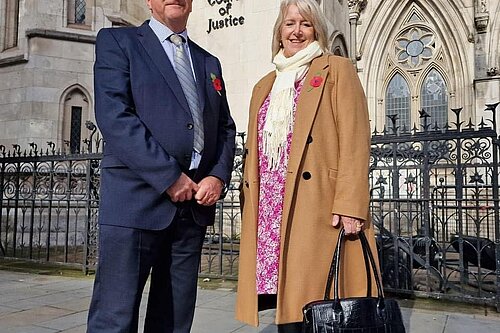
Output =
[
  {"x1": 474, "y1": 0, "x2": 489, "y2": 77},
  {"x1": 348, "y1": 0, "x2": 367, "y2": 67},
  {"x1": 472, "y1": 0, "x2": 499, "y2": 125}
]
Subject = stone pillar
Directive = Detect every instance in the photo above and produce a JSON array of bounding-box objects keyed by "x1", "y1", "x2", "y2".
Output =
[
  {"x1": 472, "y1": 0, "x2": 499, "y2": 125},
  {"x1": 474, "y1": 0, "x2": 489, "y2": 78},
  {"x1": 348, "y1": 0, "x2": 367, "y2": 67}
]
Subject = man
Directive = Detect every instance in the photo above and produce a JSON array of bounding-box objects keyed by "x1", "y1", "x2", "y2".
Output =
[{"x1": 87, "y1": 0, "x2": 236, "y2": 332}]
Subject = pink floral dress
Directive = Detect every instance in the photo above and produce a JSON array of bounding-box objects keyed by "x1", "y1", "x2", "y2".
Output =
[{"x1": 256, "y1": 80, "x2": 305, "y2": 294}]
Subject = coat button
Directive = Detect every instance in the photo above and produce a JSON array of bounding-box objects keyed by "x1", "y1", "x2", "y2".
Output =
[
  {"x1": 302, "y1": 172, "x2": 311, "y2": 180},
  {"x1": 307, "y1": 135, "x2": 313, "y2": 144},
  {"x1": 187, "y1": 123, "x2": 194, "y2": 130}
]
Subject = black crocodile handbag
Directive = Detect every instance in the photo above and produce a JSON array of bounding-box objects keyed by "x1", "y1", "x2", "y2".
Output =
[{"x1": 302, "y1": 229, "x2": 406, "y2": 333}]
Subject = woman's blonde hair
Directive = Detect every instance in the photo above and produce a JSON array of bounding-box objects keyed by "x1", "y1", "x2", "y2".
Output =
[{"x1": 271, "y1": 0, "x2": 329, "y2": 58}]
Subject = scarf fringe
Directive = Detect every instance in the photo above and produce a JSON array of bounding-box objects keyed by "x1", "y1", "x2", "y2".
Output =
[{"x1": 263, "y1": 88, "x2": 295, "y2": 171}]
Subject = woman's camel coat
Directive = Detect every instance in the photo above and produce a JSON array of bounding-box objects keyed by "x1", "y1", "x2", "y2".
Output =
[{"x1": 235, "y1": 55, "x2": 379, "y2": 326}]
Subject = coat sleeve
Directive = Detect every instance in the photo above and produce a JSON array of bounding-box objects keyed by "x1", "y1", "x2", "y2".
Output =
[
  {"x1": 206, "y1": 58, "x2": 236, "y2": 186},
  {"x1": 94, "y1": 28, "x2": 181, "y2": 194},
  {"x1": 330, "y1": 57, "x2": 371, "y2": 221}
]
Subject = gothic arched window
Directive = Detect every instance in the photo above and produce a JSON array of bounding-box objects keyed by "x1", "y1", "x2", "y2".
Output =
[
  {"x1": 62, "y1": 88, "x2": 90, "y2": 153},
  {"x1": 331, "y1": 33, "x2": 348, "y2": 58},
  {"x1": 385, "y1": 73, "x2": 411, "y2": 131},
  {"x1": 421, "y1": 69, "x2": 448, "y2": 128},
  {"x1": 381, "y1": 6, "x2": 453, "y2": 132}
]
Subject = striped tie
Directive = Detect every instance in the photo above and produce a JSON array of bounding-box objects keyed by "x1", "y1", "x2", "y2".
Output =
[{"x1": 169, "y1": 34, "x2": 204, "y2": 153}]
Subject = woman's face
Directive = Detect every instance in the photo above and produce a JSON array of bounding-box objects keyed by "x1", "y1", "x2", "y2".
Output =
[{"x1": 280, "y1": 4, "x2": 316, "y2": 58}]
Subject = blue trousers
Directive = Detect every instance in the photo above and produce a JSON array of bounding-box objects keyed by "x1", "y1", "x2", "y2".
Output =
[{"x1": 87, "y1": 208, "x2": 206, "y2": 333}]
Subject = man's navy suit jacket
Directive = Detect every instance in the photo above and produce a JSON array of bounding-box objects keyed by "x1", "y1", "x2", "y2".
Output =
[{"x1": 94, "y1": 22, "x2": 236, "y2": 230}]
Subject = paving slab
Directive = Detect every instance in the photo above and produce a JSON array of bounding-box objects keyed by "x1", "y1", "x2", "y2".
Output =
[{"x1": 0, "y1": 270, "x2": 499, "y2": 333}]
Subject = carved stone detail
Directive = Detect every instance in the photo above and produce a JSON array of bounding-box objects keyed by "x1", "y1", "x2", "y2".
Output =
[
  {"x1": 476, "y1": 0, "x2": 488, "y2": 13},
  {"x1": 348, "y1": 0, "x2": 367, "y2": 14},
  {"x1": 475, "y1": 14, "x2": 489, "y2": 33},
  {"x1": 486, "y1": 67, "x2": 499, "y2": 76}
]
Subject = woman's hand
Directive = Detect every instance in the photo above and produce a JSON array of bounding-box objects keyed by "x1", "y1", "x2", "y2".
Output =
[{"x1": 332, "y1": 214, "x2": 364, "y2": 235}]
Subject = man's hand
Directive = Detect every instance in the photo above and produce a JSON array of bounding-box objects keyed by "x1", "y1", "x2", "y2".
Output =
[
  {"x1": 166, "y1": 173, "x2": 199, "y2": 202},
  {"x1": 195, "y1": 176, "x2": 224, "y2": 206},
  {"x1": 332, "y1": 214, "x2": 364, "y2": 235}
]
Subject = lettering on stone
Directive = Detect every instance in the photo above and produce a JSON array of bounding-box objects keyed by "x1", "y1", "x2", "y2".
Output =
[{"x1": 206, "y1": 0, "x2": 245, "y2": 34}]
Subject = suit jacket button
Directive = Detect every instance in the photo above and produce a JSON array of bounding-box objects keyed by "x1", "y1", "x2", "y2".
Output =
[
  {"x1": 307, "y1": 135, "x2": 313, "y2": 144},
  {"x1": 187, "y1": 123, "x2": 194, "y2": 130},
  {"x1": 302, "y1": 172, "x2": 311, "y2": 180}
]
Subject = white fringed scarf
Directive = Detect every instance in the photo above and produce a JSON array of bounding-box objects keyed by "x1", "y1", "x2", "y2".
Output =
[{"x1": 263, "y1": 41, "x2": 323, "y2": 170}]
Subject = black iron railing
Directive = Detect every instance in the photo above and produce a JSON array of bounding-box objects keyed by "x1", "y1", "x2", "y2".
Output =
[
  {"x1": 370, "y1": 103, "x2": 500, "y2": 310},
  {"x1": 0, "y1": 104, "x2": 499, "y2": 310}
]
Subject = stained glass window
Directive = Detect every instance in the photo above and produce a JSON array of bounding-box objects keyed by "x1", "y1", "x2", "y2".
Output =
[
  {"x1": 386, "y1": 73, "x2": 411, "y2": 131},
  {"x1": 421, "y1": 69, "x2": 448, "y2": 128},
  {"x1": 395, "y1": 27, "x2": 434, "y2": 69}
]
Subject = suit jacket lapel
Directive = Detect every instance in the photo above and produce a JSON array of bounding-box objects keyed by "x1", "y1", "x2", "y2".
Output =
[{"x1": 137, "y1": 22, "x2": 191, "y2": 114}]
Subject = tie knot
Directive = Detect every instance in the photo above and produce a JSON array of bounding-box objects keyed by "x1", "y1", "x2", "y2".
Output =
[{"x1": 169, "y1": 34, "x2": 185, "y2": 46}]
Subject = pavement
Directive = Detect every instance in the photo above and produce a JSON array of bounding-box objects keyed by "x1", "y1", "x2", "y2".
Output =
[{"x1": 0, "y1": 270, "x2": 499, "y2": 333}]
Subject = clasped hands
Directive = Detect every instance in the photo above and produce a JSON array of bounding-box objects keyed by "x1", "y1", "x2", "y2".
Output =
[
  {"x1": 166, "y1": 173, "x2": 223, "y2": 206},
  {"x1": 332, "y1": 214, "x2": 364, "y2": 235}
]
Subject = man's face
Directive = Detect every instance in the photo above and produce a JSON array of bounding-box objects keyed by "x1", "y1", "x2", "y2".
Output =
[{"x1": 146, "y1": 0, "x2": 193, "y2": 31}]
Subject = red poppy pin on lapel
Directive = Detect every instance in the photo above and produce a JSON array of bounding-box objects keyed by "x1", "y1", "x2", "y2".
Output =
[
  {"x1": 210, "y1": 73, "x2": 222, "y2": 96},
  {"x1": 308, "y1": 73, "x2": 323, "y2": 92}
]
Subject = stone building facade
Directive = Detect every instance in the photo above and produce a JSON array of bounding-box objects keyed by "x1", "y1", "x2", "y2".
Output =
[
  {"x1": 0, "y1": 0, "x2": 498, "y2": 150},
  {"x1": 352, "y1": 0, "x2": 500, "y2": 131},
  {"x1": 0, "y1": 0, "x2": 149, "y2": 151},
  {"x1": 0, "y1": 0, "x2": 349, "y2": 149}
]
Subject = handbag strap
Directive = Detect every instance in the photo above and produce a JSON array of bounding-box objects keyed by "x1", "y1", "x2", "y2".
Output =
[{"x1": 323, "y1": 229, "x2": 384, "y2": 301}]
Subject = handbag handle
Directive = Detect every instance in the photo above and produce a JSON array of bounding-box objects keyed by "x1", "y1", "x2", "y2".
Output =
[{"x1": 323, "y1": 229, "x2": 384, "y2": 303}]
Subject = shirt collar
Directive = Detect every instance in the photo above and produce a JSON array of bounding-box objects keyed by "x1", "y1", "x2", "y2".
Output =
[{"x1": 149, "y1": 16, "x2": 189, "y2": 43}]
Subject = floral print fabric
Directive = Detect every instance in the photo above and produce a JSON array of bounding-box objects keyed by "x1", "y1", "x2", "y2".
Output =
[{"x1": 256, "y1": 79, "x2": 304, "y2": 294}]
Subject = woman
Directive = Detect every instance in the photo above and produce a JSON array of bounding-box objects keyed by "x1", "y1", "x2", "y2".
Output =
[{"x1": 236, "y1": 0, "x2": 379, "y2": 332}]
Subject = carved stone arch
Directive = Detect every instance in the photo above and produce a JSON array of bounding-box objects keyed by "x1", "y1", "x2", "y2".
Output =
[
  {"x1": 401, "y1": 6, "x2": 427, "y2": 25},
  {"x1": 329, "y1": 31, "x2": 348, "y2": 57},
  {"x1": 382, "y1": 67, "x2": 415, "y2": 95},
  {"x1": 59, "y1": 84, "x2": 93, "y2": 152},
  {"x1": 359, "y1": 0, "x2": 471, "y2": 126}
]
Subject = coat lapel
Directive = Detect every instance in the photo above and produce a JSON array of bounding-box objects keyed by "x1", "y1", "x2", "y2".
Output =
[
  {"x1": 136, "y1": 22, "x2": 191, "y2": 114},
  {"x1": 280, "y1": 55, "x2": 329, "y2": 246},
  {"x1": 287, "y1": 56, "x2": 329, "y2": 174}
]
